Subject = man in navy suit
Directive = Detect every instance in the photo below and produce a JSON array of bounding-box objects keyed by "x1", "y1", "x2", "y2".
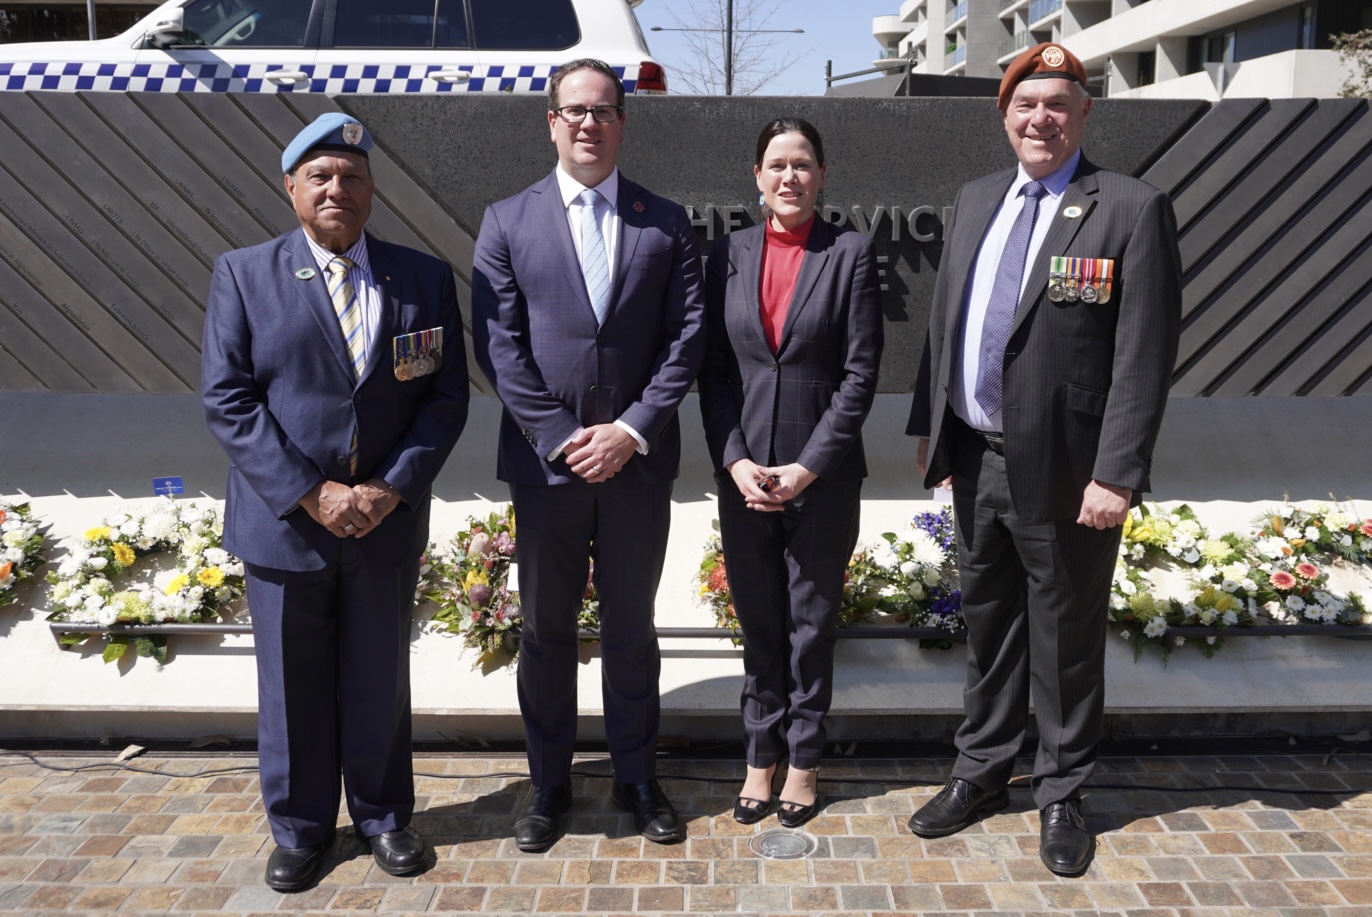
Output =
[
  {"x1": 202, "y1": 113, "x2": 469, "y2": 890},
  {"x1": 908, "y1": 44, "x2": 1180, "y2": 876},
  {"x1": 471, "y1": 59, "x2": 705, "y2": 851}
]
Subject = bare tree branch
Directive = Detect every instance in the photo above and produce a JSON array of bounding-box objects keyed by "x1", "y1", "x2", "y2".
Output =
[{"x1": 657, "y1": 0, "x2": 811, "y2": 95}]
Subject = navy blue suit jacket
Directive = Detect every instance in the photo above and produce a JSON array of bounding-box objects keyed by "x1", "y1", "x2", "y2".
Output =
[
  {"x1": 471, "y1": 171, "x2": 705, "y2": 484},
  {"x1": 698, "y1": 218, "x2": 883, "y2": 483},
  {"x1": 202, "y1": 229, "x2": 470, "y2": 571}
]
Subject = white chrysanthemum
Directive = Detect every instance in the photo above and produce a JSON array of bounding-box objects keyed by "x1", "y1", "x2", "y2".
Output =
[
  {"x1": 142, "y1": 511, "x2": 178, "y2": 543},
  {"x1": 1304, "y1": 526, "x2": 1321, "y2": 541},
  {"x1": 1110, "y1": 593, "x2": 1127, "y2": 610},
  {"x1": 57, "y1": 557, "x2": 82, "y2": 577},
  {"x1": 223, "y1": 562, "x2": 244, "y2": 577},
  {"x1": 1325, "y1": 511, "x2": 1348, "y2": 530},
  {"x1": 5, "y1": 547, "x2": 23, "y2": 563},
  {"x1": 1255, "y1": 537, "x2": 1288, "y2": 560},
  {"x1": 1120, "y1": 629, "x2": 1132, "y2": 640},
  {"x1": 1143, "y1": 617, "x2": 1167, "y2": 638},
  {"x1": 1182, "y1": 603, "x2": 1200, "y2": 620},
  {"x1": 1222, "y1": 610, "x2": 1238, "y2": 626},
  {"x1": 204, "y1": 547, "x2": 229, "y2": 566},
  {"x1": 1198, "y1": 563, "x2": 1216, "y2": 579},
  {"x1": 181, "y1": 535, "x2": 209, "y2": 556},
  {"x1": 1131, "y1": 543, "x2": 1146, "y2": 560},
  {"x1": 1285, "y1": 595, "x2": 1306, "y2": 611},
  {"x1": 1173, "y1": 636, "x2": 1186, "y2": 646},
  {"x1": 64, "y1": 592, "x2": 84, "y2": 609},
  {"x1": 906, "y1": 530, "x2": 945, "y2": 567},
  {"x1": 1120, "y1": 579, "x2": 1137, "y2": 596}
]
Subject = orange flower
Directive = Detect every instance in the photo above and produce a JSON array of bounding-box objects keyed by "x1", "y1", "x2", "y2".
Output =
[
  {"x1": 1270, "y1": 516, "x2": 1285, "y2": 535},
  {"x1": 1270, "y1": 571, "x2": 1296, "y2": 590},
  {"x1": 0, "y1": 510, "x2": 7, "y2": 526},
  {"x1": 1362, "y1": 520, "x2": 1372, "y2": 537},
  {"x1": 0, "y1": 561, "x2": 12, "y2": 580}
]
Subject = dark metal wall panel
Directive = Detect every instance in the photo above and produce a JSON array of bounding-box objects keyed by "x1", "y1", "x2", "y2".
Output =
[{"x1": 1152, "y1": 97, "x2": 1372, "y2": 396}]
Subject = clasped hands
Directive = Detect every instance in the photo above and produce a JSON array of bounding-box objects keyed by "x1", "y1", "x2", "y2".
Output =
[
  {"x1": 727, "y1": 458, "x2": 817, "y2": 512},
  {"x1": 564, "y1": 424, "x2": 637, "y2": 484},
  {"x1": 302, "y1": 478, "x2": 401, "y2": 539}
]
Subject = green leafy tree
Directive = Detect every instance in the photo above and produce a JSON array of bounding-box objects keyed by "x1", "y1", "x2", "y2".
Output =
[{"x1": 1333, "y1": 29, "x2": 1372, "y2": 99}]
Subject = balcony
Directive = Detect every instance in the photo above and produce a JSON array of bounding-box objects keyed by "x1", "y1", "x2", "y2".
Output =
[
  {"x1": 1028, "y1": 0, "x2": 1061, "y2": 25},
  {"x1": 947, "y1": 45, "x2": 967, "y2": 67},
  {"x1": 899, "y1": 0, "x2": 926, "y2": 21},
  {"x1": 873, "y1": 14, "x2": 909, "y2": 44},
  {"x1": 950, "y1": 1, "x2": 968, "y2": 25},
  {"x1": 998, "y1": 30, "x2": 1033, "y2": 61},
  {"x1": 1000, "y1": 0, "x2": 1027, "y2": 10}
]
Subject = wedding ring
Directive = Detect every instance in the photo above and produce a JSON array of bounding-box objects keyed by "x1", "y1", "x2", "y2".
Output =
[
  {"x1": 592, "y1": 465, "x2": 601, "y2": 474},
  {"x1": 344, "y1": 523, "x2": 356, "y2": 533}
]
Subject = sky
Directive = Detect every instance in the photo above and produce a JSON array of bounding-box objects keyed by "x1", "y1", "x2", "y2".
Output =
[{"x1": 631, "y1": 0, "x2": 898, "y2": 97}]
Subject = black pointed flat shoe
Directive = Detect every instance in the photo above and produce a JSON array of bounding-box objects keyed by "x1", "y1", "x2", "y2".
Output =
[
  {"x1": 776, "y1": 794, "x2": 821, "y2": 829},
  {"x1": 732, "y1": 795, "x2": 773, "y2": 825}
]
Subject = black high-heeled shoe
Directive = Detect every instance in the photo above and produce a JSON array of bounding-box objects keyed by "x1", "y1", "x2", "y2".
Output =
[
  {"x1": 777, "y1": 794, "x2": 822, "y2": 828},
  {"x1": 732, "y1": 794, "x2": 774, "y2": 825}
]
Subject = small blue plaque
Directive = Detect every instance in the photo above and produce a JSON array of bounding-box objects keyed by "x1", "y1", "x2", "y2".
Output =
[{"x1": 153, "y1": 476, "x2": 185, "y2": 496}]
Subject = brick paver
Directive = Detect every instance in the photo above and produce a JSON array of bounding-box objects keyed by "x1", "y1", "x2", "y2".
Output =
[{"x1": 0, "y1": 751, "x2": 1370, "y2": 915}]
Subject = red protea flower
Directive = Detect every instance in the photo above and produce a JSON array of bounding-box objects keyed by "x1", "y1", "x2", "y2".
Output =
[
  {"x1": 708, "y1": 565, "x2": 729, "y2": 593},
  {"x1": 1270, "y1": 571, "x2": 1297, "y2": 591},
  {"x1": 726, "y1": 603, "x2": 736, "y2": 619},
  {"x1": 1295, "y1": 562, "x2": 1320, "y2": 580}
]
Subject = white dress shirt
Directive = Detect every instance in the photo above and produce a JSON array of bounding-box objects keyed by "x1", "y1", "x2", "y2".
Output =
[
  {"x1": 952, "y1": 149, "x2": 1081, "y2": 433},
  {"x1": 550, "y1": 165, "x2": 648, "y2": 459},
  {"x1": 305, "y1": 231, "x2": 380, "y2": 370}
]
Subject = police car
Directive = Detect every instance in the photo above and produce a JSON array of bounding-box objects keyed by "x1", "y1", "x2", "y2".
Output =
[{"x1": 0, "y1": 0, "x2": 667, "y2": 94}]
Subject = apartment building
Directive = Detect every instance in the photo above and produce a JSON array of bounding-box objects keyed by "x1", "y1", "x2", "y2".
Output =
[{"x1": 871, "y1": 0, "x2": 1370, "y2": 98}]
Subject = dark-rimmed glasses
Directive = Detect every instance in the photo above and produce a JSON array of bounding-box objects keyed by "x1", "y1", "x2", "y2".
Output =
[{"x1": 552, "y1": 105, "x2": 624, "y2": 124}]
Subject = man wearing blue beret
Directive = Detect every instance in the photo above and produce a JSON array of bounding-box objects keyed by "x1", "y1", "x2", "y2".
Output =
[{"x1": 202, "y1": 112, "x2": 469, "y2": 890}]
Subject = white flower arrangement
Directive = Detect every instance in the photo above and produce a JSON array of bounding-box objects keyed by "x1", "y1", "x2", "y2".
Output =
[
  {"x1": 871, "y1": 508, "x2": 963, "y2": 634},
  {"x1": 0, "y1": 499, "x2": 48, "y2": 606},
  {"x1": 45, "y1": 498, "x2": 246, "y2": 664}
]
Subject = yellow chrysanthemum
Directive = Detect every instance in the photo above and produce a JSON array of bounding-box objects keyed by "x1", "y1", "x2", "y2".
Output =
[
  {"x1": 164, "y1": 573, "x2": 190, "y2": 596},
  {"x1": 197, "y1": 567, "x2": 226, "y2": 588},
  {"x1": 84, "y1": 526, "x2": 112, "y2": 543},
  {"x1": 111, "y1": 543, "x2": 136, "y2": 566},
  {"x1": 463, "y1": 569, "x2": 489, "y2": 590}
]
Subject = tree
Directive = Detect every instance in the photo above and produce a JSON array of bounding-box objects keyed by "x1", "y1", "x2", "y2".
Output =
[
  {"x1": 1333, "y1": 29, "x2": 1372, "y2": 100},
  {"x1": 658, "y1": 0, "x2": 809, "y2": 96}
]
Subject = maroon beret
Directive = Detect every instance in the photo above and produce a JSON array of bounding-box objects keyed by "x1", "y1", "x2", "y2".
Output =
[{"x1": 998, "y1": 42, "x2": 1088, "y2": 111}]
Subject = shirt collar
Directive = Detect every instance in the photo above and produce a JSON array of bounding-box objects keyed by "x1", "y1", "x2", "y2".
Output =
[
  {"x1": 304, "y1": 230, "x2": 370, "y2": 275},
  {"x1": 1011, "y1": 148, "x2": 1081, "y2": 200},
  {"x1": 556, "y1": 165, "x2": 620, "y2": 210}
]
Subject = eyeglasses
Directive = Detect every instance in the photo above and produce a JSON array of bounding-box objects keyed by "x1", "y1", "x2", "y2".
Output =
[{"x1": 553, "y1": 105, "x2": 623, "y2": 124}]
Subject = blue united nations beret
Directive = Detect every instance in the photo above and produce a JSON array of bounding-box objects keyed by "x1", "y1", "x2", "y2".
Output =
[{"x1": 281, "y1": 112, "x2": 373, "y2": 174}]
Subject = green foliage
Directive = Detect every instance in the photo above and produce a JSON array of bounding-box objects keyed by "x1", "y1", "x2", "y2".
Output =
[{"x1": 1334, "y1": 29, "x2": 1372, "y2": 100}]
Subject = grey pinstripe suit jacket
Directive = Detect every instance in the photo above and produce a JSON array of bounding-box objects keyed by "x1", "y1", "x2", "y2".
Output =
[{"x1": 909, "y1": 155, "x2": 1182, "y2": 523}]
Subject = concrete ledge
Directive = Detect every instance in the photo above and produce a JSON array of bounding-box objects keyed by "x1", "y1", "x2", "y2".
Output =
[{"x1": 3, "y1": 393, "x2": 1371, "y2": 743}]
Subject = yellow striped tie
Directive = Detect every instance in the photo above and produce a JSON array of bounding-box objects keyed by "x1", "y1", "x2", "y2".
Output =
[{"x1": 326, "y1": 256, "x2": 364, "y2": 478}]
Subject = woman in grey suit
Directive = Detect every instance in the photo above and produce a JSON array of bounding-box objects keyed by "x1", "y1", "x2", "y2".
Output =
[{"x1": 698, "y1": 118, "x2": 883, "y2": 828}]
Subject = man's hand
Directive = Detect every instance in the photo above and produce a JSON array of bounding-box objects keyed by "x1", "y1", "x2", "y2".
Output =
[
  {"x1": 300, "y1": 481, "x2": 363, "y2": 538},
  {"x1": 1078, "y1": 479, "x2": 1132, "y2": 529},
  {"x1": 350, "y1": 478, "x2": 402, "y2": 537},
  {"x1": 564, "y1": 424, "x2": 638, "y2": 483},
  {"x1": 916, "y1": 437, "x2": 952, "y2": 489}
]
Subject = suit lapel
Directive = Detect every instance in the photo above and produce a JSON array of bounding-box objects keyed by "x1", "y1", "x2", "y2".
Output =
[
  {"x1": 939, "y1": 173, "x2": 1014, "y2": 382},
  {"x1": 733, "y1": 225, "x2": 768, "y2": 349},
  {"x1": 537, "y1": 172, "x2": 596, "y2": 322},
  {"x1": 606, "y1": 174, "x2": 643, "y2": 323},
  {"x1": 1012, "y1": 162, "x2": 1099, "y2": 332},
  {"x1": 360, "y1": 235, "x2": 398, "y2": 388},
  {"x1": 285, "y1": 231, "x2": 355, "y2": 382},
  {"x1": 775, "y1": 218, "x2": 831, "y2": 357}
]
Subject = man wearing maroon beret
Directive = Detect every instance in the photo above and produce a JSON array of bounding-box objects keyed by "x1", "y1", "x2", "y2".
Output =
[{"x1": 907, "y1": 43, "x2": 1181, "y2": 876}]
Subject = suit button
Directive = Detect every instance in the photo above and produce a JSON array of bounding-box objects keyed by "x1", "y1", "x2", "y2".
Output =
[
  {"x1": 336, "y1": 455, "x2": 347, "y2": 464},
  {"x1": 768, "y1": 362, "x2": 777, "y2": 372},
  {"x1": 589, "y1": 385, "x2": 598, "y2": 393}
]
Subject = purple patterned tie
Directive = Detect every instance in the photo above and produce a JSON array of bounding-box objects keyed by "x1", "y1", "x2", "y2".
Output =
[{"x1": 975, "y1": 179, "x2": 1048, "y2": 417}]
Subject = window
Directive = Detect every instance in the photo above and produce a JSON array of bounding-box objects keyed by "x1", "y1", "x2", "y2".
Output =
[
  {"x1": 1204, "y1": 29, "x2": 1235, "y2": 64},
  {"x1": 1137, "y1": 49, "x2": 1154, "y2": 87},
  {"x1": 331, "y1": 0, "x2": 469, "y2": 47},
  {"x1": 1299, "y1": 3, "x2": 1315, "y2": 50},
  {"x1": 179, "y1": 0, "x2": 312, "y2": 47},
  {"x1": 469, "y1": 0, "x2": 577, "y2": 51}
]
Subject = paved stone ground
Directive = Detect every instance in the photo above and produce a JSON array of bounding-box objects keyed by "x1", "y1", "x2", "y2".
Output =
[{"x1": 1, "y1": 749, "x2": 1371, "y2": 916}]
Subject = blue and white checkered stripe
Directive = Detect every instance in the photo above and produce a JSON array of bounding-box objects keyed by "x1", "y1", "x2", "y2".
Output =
[{"x1": 0, "y1": 62, "x2": 640, "y2": 93}]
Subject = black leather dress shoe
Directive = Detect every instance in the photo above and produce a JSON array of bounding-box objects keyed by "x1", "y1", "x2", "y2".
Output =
[
  {"x1": 1040, "y1": 799, "x2": 1093, "y2": 877},
  {"x1": 732, "y1": 795, "x2": 773, "y2": 825},
  {"x1": 611, "y1": 778, "x2": 683, "y2": 843},
  {"x1": 515, "y1": 783, "x2": 573, "y2": 852},
  {"x1": 265, "y1": 842, "x2": 327, "y2": 891},
  {"x1": 777, "y1": 794, "x2": 822, "y2": 829},
  {"x1": 907, "y1": 777, "x2": 1009, "y2": 838},
  {"x1": 366, "y1": 825, "x2": 427, "y2": 876}
]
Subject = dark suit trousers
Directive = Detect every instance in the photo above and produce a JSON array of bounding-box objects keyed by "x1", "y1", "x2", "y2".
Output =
[
  {"x1": 948, "y1": 425, "x2": 1120, "y2": 809},
  {"x1": 716, "y1": 474, "x2": 861, "y2": 771},
  {"x1": 246, "y1": 548, "x2": 420, "y2": 848},
  {"x1": 511, "y1": 479, "x2": 672, "y2": 788}
]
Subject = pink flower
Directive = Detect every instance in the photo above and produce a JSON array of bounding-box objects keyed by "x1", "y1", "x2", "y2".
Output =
[
  {"x1": 1294, "y1": 562, "x2": 1320, "y2": 580},
  {"x1": 1270, "y1": 571, "x2": 1296, "y2": 591}
]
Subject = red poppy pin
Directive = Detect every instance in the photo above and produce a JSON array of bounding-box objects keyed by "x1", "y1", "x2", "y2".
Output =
[{"x1": 633, "y1": 201, "x2": 645, "y2": 213}]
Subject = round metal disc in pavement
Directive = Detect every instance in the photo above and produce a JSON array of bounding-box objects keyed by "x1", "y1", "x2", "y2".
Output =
[{"x1": 749, "y1": 829, "x2": 817, "y2": 860}]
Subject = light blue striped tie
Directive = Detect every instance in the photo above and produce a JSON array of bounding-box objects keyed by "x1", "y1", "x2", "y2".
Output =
[
  {"x1": 975, "y1": 180, "x2": 1047, "y2": 416},
  {"x1": 578, "y1": 189, "x2": 611, "y2": 325}
]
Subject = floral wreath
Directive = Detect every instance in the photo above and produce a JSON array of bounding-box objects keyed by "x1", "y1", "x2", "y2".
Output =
[
  {"x1": 45, "y1": 498, "x2": 245, "y2": 664},
  {"x1": 1112, "y1": 502, "x2": 1369, "y2": 659},
  {"x1": 422, "y1": 505, "x2": 599, "y2": 670},
  {"x1": 0, "y1": 499, "x2": 48, "y2": 607},
  {"x1": 869, "y1": 508, "x2": 963, "y2": 641}
]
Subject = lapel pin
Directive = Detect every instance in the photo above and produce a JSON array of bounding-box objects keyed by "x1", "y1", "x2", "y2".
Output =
[
  {"x1": 1062, "y1": 205, "x2": 1083, "y2": 219},
  {"x1": 294, "y1": 267, "x2": 316, "y2": 280},
  {"x1": 633, "y1": 201, "x2": 645, "y2": 213}
]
